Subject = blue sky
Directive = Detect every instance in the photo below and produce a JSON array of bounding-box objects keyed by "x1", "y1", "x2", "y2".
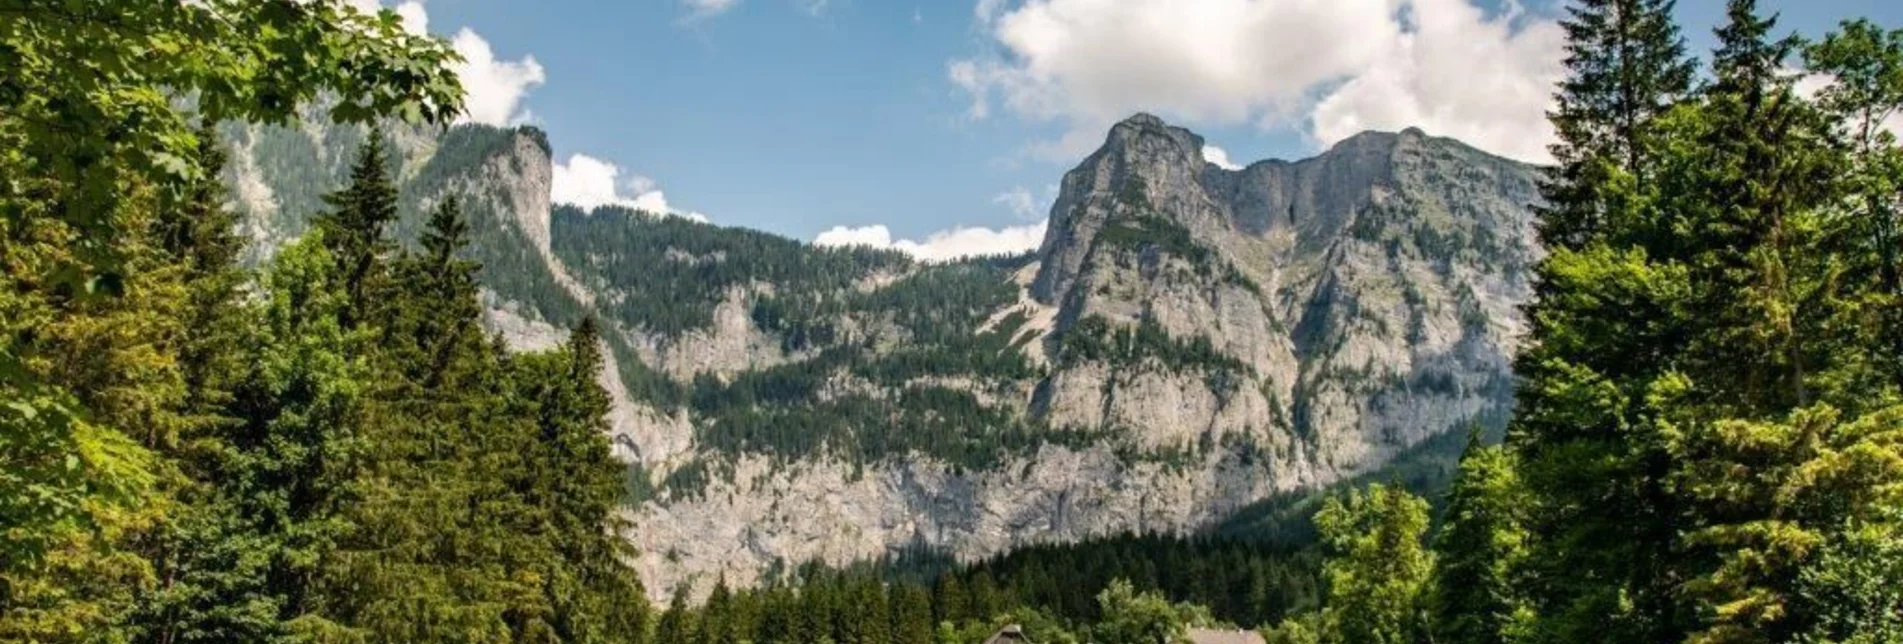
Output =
[{"x1": 384, "y1": 0, "x2": 1901, "y2": 258}]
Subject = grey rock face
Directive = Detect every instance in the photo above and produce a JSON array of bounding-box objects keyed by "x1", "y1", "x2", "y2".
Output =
[
  {"x1": 628, "y1": 114, "x2": 1541, "y2": 600},
  {"x1": 1029, "y1": 114, "x2": 1537, "y2": 474},
  {"x1": 221, "y1": 114, "x2": 1539, "y2": 605}
]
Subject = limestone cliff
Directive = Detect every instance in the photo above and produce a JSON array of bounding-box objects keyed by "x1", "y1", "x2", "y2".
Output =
[{"x1": 223, "y1": 113, "x2": 1540, "y2": 604}]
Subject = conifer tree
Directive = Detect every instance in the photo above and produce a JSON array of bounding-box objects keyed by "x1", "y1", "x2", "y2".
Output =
[
  {"x1": 134, "y1": 125, "x2": 279, "y2": 644},
  {"x1": 933, "y1": 570, "x2": 970, "y2": 626},
  {"x1": 892, "y1": 582, "x2": 935, "y2": 644},
  {"x1": 699, "y1": 578, "x2": 736, "y2": 644},
  {"x1": 655, "y1": 588, "x2": 697, "y2": 644},
  {"x1": 1515, "y1": 1, "x2": 1903, "y2": 641},
  {"x1": 1512, "y1": 2, "x2": 1705, "y2": 642},
  {"x1": 1542, "y1": 0, "x2": 1697, "y2": 248},
  {"x1": 226, "y1": 233, "x2": 366, "y2": 639},
  {"x1": 1429, "y1": 433, "x2": 1531, "y2": 644},
  {"x1": 314, "y1": 130, "x2": 399, "y2": 331}
]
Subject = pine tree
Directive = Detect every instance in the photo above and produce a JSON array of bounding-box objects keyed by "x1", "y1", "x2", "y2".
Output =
[
  {"x1": 156, "y1": 125, "x2": 250, "y2": 439},
  {"x1": 1542, "y1": 0, "x2": 1696, "y2": 249},
  {"x1": 655, "y1": 588, "x2": 697, "y2": 644},
  {"x1": 134, "y1": 125, "x2": 279, "y2": 644},
  {"x1": 1429, "y1": 432, "x2": 1531, "y2": 644},
  {"x1": 931, "y1": 572, "x2": 965, "y2": 626},
  {"x1": 493, "y1": 317, "x2": 649, "y2": 642},
  {"x1": 891, "y1": 582, "x2": 935, "y2": 644},
  {"x1": 699, "y1": 578, "x2": 735, "y2": 644},
  {"x1": 1515, "y1": 1, "x2": 1903, "y2": 641},
  {"x1": 314, "y1": 130, "x2": 399, "y2": 331},
  {"x1": 1513, "y1": 2, "x2": 1703, "y2": 642}
]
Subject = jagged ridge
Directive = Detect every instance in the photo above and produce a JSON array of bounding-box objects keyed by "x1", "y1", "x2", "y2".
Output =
[{"x1": 222, "y1": 112, "x2": 1541, "y2": 602}]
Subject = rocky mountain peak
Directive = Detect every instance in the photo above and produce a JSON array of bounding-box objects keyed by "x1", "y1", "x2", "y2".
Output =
[
  {"x1": 1101, "y1": 112, "x2": 1207, "y2": 163},
  {"x1": 222, "y1": 112, "x2": 1543, "y2": 603}
]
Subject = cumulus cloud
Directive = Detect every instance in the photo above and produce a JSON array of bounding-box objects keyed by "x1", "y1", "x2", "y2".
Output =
[
  {"x1": 451, "y1": 29, "x2": 546, "y2": 126},
  {"x1": 337, "y1": 1, "x2": 544, "y2": 127},
  {"x1": 814, "y1": 222, "x2": 1048, "y2": 262},
  {"x1": 1308, "y1": 0, "x2": 1563, "y2": 163},
  {"x1": 953, "y1": 0, "x2": 1566, "y2": 164},
  {"x1": 1202, "y1": 144, "x2": 1242, "y2": 170},
  {"x1": 553, "y1": 154, "x2": 709, "y2": 222}
]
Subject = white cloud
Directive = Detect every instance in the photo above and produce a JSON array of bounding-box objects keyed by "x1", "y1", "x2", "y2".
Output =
[
  {"x1": 451, "y1": 28, "x2": 546, "y2": 126},
  {"x1": 1795, "y1": 71, "x2": 1903, "y2": 138},
  {"x1": 552, "y1": 154, "x2": 709, "y2": 222},
  {"x1": 1202, "y1": 144, "x2": 1242, "y2": 170},
  {"x1": 337, "y1": 1, "x2": 544, "y2": 127},
  {"x1": 1308, "y1": 0, "x2": 1563, "y2": 163},
  {"x1": 683, "y1": 0, "x2": 741, "y2": 19},
  {"x1": 953, "y1": 0, "x2": 1566, "y2": 164},
  {"x1": 814, "y1": 222, "x2": 1048, "y2": 262},
  {"x1": 993, "y1": 187, "x2": 1039, "y2": 219},
  {"x1": 392, "y1": 1, "x2": 428, "y2": 33},
  {"x1": 974, "y1": 0, "x2": 1007, "y2": 23}
]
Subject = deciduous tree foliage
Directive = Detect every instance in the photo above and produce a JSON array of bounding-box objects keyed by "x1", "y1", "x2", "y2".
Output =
[{"x1": 1314, "y1": 484, "x2": 1431, "y2": 644}]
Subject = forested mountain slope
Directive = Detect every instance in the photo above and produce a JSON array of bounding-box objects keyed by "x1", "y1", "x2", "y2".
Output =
[{"x1": 221, "y1": 112, "x2": 1541, "y2": 600}]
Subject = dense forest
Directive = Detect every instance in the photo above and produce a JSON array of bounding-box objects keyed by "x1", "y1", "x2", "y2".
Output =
[
  {"x1": 4, "y1": 0, "x2": 1903, "y2": 643},
  {"x1": 1, "y1": 2, "x2": 642, "y2": 641}
]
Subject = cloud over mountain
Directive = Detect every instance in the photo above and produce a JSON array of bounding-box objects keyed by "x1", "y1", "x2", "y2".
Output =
[{"x1": 952, "y1": 0, "x2": 1564, "y2": 163}]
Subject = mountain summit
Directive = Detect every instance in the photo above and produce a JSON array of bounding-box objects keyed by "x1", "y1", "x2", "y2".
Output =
[{"x1": 222, "y1": 112, "x2": 1542, "y2": 600}]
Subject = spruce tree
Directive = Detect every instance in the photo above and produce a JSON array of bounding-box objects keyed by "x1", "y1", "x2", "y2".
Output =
[
  {"x1": 1542, "y1": 0, "x2": 1696, "y2": 249},
  {"x1": 227, "y1": 233, "x2": 366, "y2": 639},
  {"x1": 891, "y1": 582, "x2": 935, "y2": 644},
  {"x1": 1429, "y1": 433, "x2": 1531, "y2": 644},
  {"x1": 1513, "y1": 1, "x2": 1699, "y2": 642},
  {"x1": 699, "y1": 578, "x2": 735, "y2": 644},
  {"x1": 1515, "y1": 1, "x2": 1903, "y2": 641},
  {"x1": 134, "y1": 125, "x2": 279, "y2": 644},
  {"x1": 314, "y1": 130, "x2": 399, "y2": 331},
  {"x1": 655, "y1": 588, "x2": 697, "y2": 644}
]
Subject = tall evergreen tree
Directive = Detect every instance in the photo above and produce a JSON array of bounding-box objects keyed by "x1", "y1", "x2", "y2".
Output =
[
  {"x1": 1515, "y1": 1, "x2": 1903, "y2": 641},
  {"x1": 226, "y1": 233, "x2": 367, "y2": 640},
  {"x1": 1542, "y1": 0, "x2": 1697, "y2": 249},
  {"x1": 314, "y1": 129, "x2": 399, "y2": 331},
  {"x1": 1429, "y1": 433, "x2": 1531, "y2": 644},
  {"x1": 698, "y1": 578, "x2": 735, "y2": 644},
  {"x1": 891, "y1": 582, "x2": 935, "y2": 644},
  {"x1": 655, "y1": 589, "x2": 697, "y2": 644},
  {"x1": 134, "y1": 125, "x2": 279, "y2": 644},
  {"x1": 1514, "y1": 2, "x2": 1702, "y2": 642}
]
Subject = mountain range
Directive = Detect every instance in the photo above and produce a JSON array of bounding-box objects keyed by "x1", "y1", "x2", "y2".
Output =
[{"x1": 218, "y1": 111, "x2": 1542, "y2": 601}]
